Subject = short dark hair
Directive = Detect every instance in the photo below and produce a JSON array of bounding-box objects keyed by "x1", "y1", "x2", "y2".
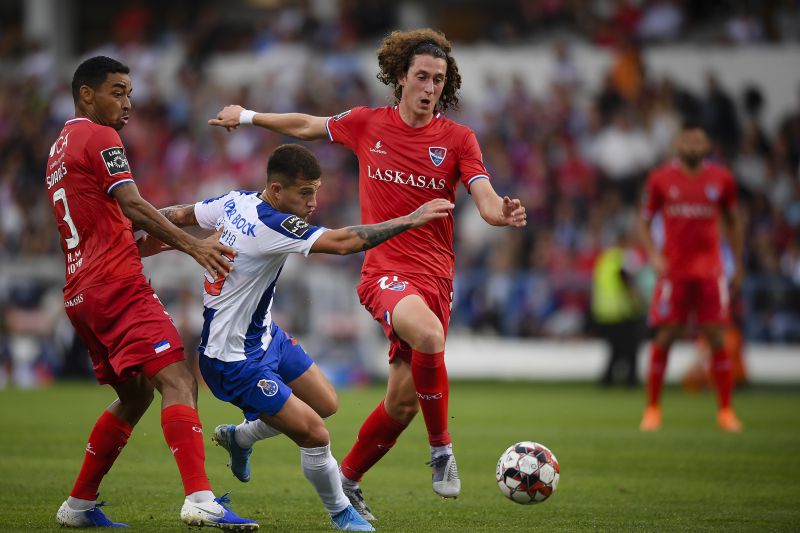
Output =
[
  {"x1": 267, "y1": 144, "x2": 321, "y2": 186},
  {"x1": 72, "y1": 56, "x2": 130, "y2": 104}
]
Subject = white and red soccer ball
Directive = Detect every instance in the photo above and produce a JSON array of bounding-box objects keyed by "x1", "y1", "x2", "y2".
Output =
[{"x1": 496, "y1": 441, "x2": 560, "y2": 504}]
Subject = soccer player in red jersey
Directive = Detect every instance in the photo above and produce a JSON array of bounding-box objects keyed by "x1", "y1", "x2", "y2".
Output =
[
  {"x1": 638, "y1": 120, "x2": 744, "y2": 433},
  {"x1": 48, "y1": 56, "x2": 257, "y2": 529},
  {"x1": 209, "y1": 28, "x2": 526, "y2": 517}
]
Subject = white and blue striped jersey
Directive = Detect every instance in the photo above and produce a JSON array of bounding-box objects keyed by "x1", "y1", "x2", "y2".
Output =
[{"x1": 194, "y1": 190, "x2": 327, "y2": 362}]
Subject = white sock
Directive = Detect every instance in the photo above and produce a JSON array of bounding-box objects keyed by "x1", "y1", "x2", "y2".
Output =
[
  {"x1": 340, "y1": 467, "x2": 359, "y2": 488},
  {"x1": 186, "y1": 490, "x2": 215, "y2": 504},
  {"x1": 300, "y1": 445, "x2": 350, "y2": 516},
  {"x1": 431, "y1": 443, "x2": 453, "y2": 459},
  {"x1": 235, "y1": 419, "x2": 282, "y2": 448},
  {"x1": 66, "y1": 496, "x2": 95, "y2": 511}
]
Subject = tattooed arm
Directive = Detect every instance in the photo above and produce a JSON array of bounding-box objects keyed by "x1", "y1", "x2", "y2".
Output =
[
  {"x1": 158, "y1": 204, "x2": 198, "y2": 227},
  {"x1": 310, "y1": 199, "x2": 454, "y2": 255}
]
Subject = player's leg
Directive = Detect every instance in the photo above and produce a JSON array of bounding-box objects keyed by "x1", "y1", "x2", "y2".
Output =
[
  {"x1": 56, "y1": 374, "x2": 153, "y2": 528},
  {"x1": 641, "y1": 277, "x2": 689, "y2": 431},
  {"x1": 391, "y1": 294, "x2": 460, "y2": 497},
  {"x1": 149, "y1": 360, "x2": 258, "y2": 530},
  {"x1": 214, "y1": 356, "x2": 337, "y2": 482},
  {"x1": 260, "y1": 396, "x2": 373, "y2": 531},
  {"x1": 698, "y1": 277, "x2": 742, "y2": 431}
]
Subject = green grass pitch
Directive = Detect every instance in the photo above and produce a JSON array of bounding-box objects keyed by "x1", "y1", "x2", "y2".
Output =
[{"x1": 0, "y1": 381, "x2": 798, "y2": 532}]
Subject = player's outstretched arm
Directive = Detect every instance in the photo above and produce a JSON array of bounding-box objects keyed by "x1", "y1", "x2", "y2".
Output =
[
  {"x1": 469, "y1": 179, "x2": 527, "y2": 227},
  {"x1": 112, "y1": 183, "x2": 234, "y2": 278},
  {"x1": 311, "y1": 199, "x2": 454, "y2": 255},
  {"x1": 208, "y1": 104, "x2": 329, "y2": 141}
]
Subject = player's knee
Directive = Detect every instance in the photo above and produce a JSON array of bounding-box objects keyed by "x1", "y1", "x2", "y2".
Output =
[
  {"x1": 408, "y1": 322, "x2": 445, "y2": 353},
  {"x1": 300, "y1": 420, "x2": 330, "y2": 448},
  {"x1": 317, "y1": 394, "x2": 339, "y2": 419}
]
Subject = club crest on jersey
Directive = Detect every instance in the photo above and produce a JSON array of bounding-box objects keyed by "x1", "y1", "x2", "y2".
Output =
[
  {"x1": 429, "y1": 147, "x2": 447, "y2": 167},
  {"x1": 705, "y1": 185, "x2": 720, "y2": 201},
  {"x1": 100, "y1": 147, "x2": 130, "y2": 176},
  {"x1": 281, "y1": 215, "x2": 310, "y2": 238},
  {"x1": 378, "y1": 275, "x2": 408, "y2": 291},
  {"x1": 257, "y1": 379, "x2": 279, "y2": 397}
]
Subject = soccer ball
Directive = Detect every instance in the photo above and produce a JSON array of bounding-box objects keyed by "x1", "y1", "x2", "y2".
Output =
[{"x1": 496, "y1": 441, "x2": 560, "y2": 504}]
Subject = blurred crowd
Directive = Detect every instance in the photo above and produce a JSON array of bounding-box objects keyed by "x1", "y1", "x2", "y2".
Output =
[{"x1": 1, "y1": 0, "x2": 800, "y2": 385}]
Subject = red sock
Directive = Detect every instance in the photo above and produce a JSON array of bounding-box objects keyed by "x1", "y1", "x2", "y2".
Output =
[
  {"x1": 711, "y1": 348, "x2": 733, "y2": 409},
  {"x1": 411, "y1": 349, "x2": 450, "y2": 447},
  {"x1": 341, "y1": 401, "x2": 407, "y2": 482},
  {"x1": 161, "y1": 404, "x2": 211, "y2": 495},
  {"x1": 646, "y1": 344, "x2": 669, "y2": 407},
  {"x1": 71, "y1": 410, "x2": 132, "y2": 500}
]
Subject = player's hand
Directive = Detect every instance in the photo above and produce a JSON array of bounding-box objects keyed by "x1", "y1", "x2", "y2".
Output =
[
  {"x1": 136, "y1": 233, "x2": 172, "y2": 257},
  {"x1": 190, "y1": 233, "x2": 236, "y2": 279},
  {"x1": 208, "y1": 105, "x2": 245, "y2": 132},
  {"x1": 407, "y1": 199, "x2": 455, "y2": 228},
  {"x1": 649, "y1": 252, "x2": 667, "y2": 277},
  {"x1": 502, "y1": 196, "x2": 527, "y2": 227}
]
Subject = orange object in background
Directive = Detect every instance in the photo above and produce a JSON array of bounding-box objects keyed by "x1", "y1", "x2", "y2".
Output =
[{"x1": 683, "y1": 326, "x2": 748, "y2": 392}]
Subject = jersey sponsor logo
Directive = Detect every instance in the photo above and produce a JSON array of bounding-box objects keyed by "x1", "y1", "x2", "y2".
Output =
[
  {"x1": 64, "y1": 294, "x2": 84, "y2": 308},
  {"x1": 257, "y1": 379, "x2": 279, "y2": 397},
  {"x1": 428, "y1": 146, "x2": 447, "y2": 166},
  {"x1": 281, "y1": 215, "x2": 310, "y2": 237},
  {"x1": 665, "y1": 203, "x2": 715, "y2": 218},
  {"x1": 370, "y1": 140, "x2": 387, "y2": 154},
  {"x1": 378, "y1": 275, "x2": 408, "y2": 291},
  {"x1": 367, "y1": 166, "x2": 446, "y2": 190},
  {"x1": 223, "y1": 199, "x2": 257, "y2": 237},
  {"x1": 332, "y1": 109, "x2": 351, "y2": 121},
  {"x1": 46, "y1": 161, "x2": 67, "y2": 189},
  {"x1": 49, "y1": 132, "x2": 69, "y2": 157},
  {"x1": 154, "y1": 340, "x2": 172, "y2": 354},
  {"x1": 705, "y1": 185, "x2": 720, "y2": 201},
  {"x1": 100, "y1": 147, "x2": 130, "y2": 176}
]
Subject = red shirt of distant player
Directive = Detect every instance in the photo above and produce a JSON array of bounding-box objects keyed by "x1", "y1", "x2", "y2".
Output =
[
  {"x1": 45, "y1": 118, "x2": 143, "y2": 298},
  {"x1": 326, "y1": 106, "x2": 489, "y2": 279},
  {"x1": 642, "y1": 161, "x2": 737, "y2": 279}
]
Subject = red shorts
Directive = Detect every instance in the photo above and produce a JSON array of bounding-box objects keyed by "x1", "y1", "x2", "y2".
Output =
[
  {"x1": 65, "y1": 276, "x2": 185, "y2": 385},
  {"x1": 649, "y1": 276, "x2": 730, "y2": 327},
  {"x1": 357, "y1": 272, "x2": 453, "y2": 364}
]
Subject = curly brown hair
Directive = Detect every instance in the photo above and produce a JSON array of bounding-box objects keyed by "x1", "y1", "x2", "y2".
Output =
[{"x1": 376, "y1": 28, "x2": 461, "y2": 112}]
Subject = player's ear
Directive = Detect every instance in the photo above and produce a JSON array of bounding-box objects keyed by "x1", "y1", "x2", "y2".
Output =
[{"x1": 79, "y1": 84, "x2": 95, "y2": 106}]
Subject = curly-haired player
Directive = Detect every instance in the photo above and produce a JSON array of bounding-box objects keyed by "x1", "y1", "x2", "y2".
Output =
[{"x1": 209, "y1": 28, "x2": 527, "y2": 520}]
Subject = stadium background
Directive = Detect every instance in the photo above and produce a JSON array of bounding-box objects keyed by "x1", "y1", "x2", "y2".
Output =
[{"x1": 1, "y1": 0, "x2": 799, "y2": 389}]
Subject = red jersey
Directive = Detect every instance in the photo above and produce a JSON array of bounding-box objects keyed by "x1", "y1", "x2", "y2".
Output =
[
  {"x1": 326, "y1": 106, "x2": 489, "y2": 279},
  {"x1": 642, "y1": 161, "x2": 737, "y2": 279},
  {"x1": 45, "y1": 118, "x2": 143, "y2": 298}
]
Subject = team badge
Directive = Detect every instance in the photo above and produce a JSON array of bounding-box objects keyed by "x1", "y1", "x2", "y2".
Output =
[
  {"x1": 705, "y1": 185, "x2": 720, "y2": 201},
  {"x1": 378, "y1": 275, "x2": 408, "y2": 291},
  {"x1": 257, "y1": 379, "x2": 279, "y2": 397},
  {"x1": 428, "y1": 147, "x2": 447, "y2": 167}
]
